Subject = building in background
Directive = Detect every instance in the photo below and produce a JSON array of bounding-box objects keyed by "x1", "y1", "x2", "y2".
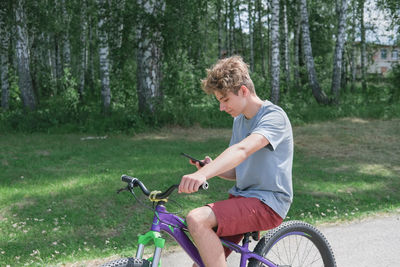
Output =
[
  {"x1": 368, "y1": 44, "x2": 400, "y2": 75},
  {"x1": 355, "y1": 43, "x2": 400, "y2": 76}
]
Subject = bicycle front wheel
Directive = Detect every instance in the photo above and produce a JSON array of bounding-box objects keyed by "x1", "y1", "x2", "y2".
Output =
[
  {"x1": 248, "y1": 221, "x2": 336, "y2": 267},
  {"x1": 100, "y1": 257, "x2": 150, "y2": 267}
]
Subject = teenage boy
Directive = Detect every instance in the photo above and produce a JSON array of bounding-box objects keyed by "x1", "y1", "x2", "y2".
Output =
[{"x1": 179, "y1": 56, "x2": 293, "y2": 267}]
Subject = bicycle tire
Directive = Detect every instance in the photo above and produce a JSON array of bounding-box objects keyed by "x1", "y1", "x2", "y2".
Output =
[
  {"x1": 100, "y1": 257, "x2": 150, "y2": 267},
  {"x1": 248, "y1": 220, "x2": 336, "y2": 267}
]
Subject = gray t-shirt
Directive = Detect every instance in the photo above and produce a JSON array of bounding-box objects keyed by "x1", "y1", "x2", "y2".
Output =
[{"x1": 228, "y1": 100, "x2": 293, "y2": 219}]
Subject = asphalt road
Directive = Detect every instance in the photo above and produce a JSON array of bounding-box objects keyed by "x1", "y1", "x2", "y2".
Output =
[{"x1": 160, "y1": 213, "x2": 400, "y2": 267}]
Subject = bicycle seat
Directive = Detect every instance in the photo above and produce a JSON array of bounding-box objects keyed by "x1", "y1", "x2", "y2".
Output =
[{"x1": 244, "y1": 231, "x2": 261, "y2": 242}]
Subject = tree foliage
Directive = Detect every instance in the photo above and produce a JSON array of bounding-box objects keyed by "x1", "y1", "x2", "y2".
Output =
[{"x1": 0, "y1": 0, "x2": 399, "y2": 133}]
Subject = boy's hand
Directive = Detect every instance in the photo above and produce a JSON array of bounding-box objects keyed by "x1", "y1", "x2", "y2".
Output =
[{"x1": 179, "y1": 172, "x2": 207, "y2": 193}]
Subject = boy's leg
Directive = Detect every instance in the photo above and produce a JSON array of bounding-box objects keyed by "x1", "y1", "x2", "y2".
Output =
[
  {"x1": 187, "y1": 196, "x2": 282, "y2": 266},
  {"x1": 186, "y1": 206, "x2": 227, "y2": 267},
  {"x1": 207, "y1": 195, "x2": 283, "y2": 258}
]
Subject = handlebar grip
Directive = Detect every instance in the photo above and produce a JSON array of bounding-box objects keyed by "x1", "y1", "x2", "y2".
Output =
[
  {"x1": 121, "y1": 174, "x2": 137, "y2": 184},
  {"x1": 200, "y1": 181, "x2": 209, "y2": 190}
]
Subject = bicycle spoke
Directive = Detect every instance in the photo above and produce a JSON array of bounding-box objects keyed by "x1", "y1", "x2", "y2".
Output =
[{"x1": 262, "y1": 234, "x2": 326, "y2": 267}]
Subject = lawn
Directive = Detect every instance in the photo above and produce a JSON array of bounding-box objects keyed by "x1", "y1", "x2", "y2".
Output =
[{"x1": 0, "y1": 118, "x2": 399, "y2": 266}]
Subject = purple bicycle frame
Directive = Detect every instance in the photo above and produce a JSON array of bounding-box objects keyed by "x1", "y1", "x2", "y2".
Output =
[{"x1": 150, "y1": 204, "x2": 276, "y2": 267}]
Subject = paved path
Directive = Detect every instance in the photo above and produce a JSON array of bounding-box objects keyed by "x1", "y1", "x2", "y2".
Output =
[{"x1": 160, "y1": 214, "x2": 400, "y2": 267}]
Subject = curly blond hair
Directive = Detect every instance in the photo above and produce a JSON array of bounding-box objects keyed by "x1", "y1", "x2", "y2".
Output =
[{"x1": 201, "y1": 56, "x2": 255, "y2": 96}]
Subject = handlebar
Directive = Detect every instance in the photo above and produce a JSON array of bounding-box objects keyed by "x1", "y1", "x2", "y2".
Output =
[{"x1": 121, "y1": 174, "x2": 209, "y2": 200}]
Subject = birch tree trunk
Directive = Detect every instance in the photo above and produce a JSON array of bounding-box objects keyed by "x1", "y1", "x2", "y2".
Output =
[
  {"x1": 229, "y1": 0, "x2": 235, "y2": 54},
  {"x1": 257, "y1": 0, "x2": 266, "y2": 77},
  {"x1": 136, "y1": 0, "x2": 165, "y2": 114},
  {"x1": 54, "y1": 2, "x2": 63, "y2": 89},
  {"x1": 1, "y1": 50, "x2": 9, "y2": 110},
  {"x1": 56, "y1": 36, "x2": 63, "y2": 91},
  {"x1": 203, "y1": 2, "x2": 208, "y2": 57},
  {"x1": 299, "y1": 0, "x2": 330, "y2": 104},
  {"x1": 237, "y1": 2, "x2": 245, "y2": 54},
  {"x1": 48, "y1": 34, "x2": 57, "y2": 86},
  {"x1": 79, "y1": 0, "x2": 88, "y2": 98},
  {"x1": 270, "y1": 0, "x2": 280, "y2": 104},
  {"x1": 0, "y1": 0, "x2": 10, "y2": 110},
  {"x1": 331, "y1": 0, "x2": 348, "y2": 103},
  {"x1": 15, "y1": 0, "x2": 36, "y2": 110},
  {"x1": 61, "y1": 0, "x2": 71, "y2": 69},
  {"x1": 225, "y1": 1, "x2": 230, "y2": 56},
  {"x1": 293, "y1": 11, "x2": 301, "y2": 90},
  {"x1": 248, "y1": 0, "x2": 254, "y2": 72},
  {"x1": 282, "y1": 0, "x2": 290, "y2": 92},
  {"x1": 350, "y1": 0, "x2": 357, "y2": 92},
  {"x1": 88, "y1": 12, "x2": 95, "y2": 92},
  {"x1": 359, "y1": 0, "x2": 367, "y2": 93},
  {"x1": 97, "y1": 0, "x2": 111, "y2": 113},
  {"x1": 216, "y1": 0, "x2": 223, "y2": 58},
  {"x1": 341, "y1": 49, "x2": 347, "y2": 91}
]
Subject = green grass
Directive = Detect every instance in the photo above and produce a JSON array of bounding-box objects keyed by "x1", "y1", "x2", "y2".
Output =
[{"x1": 0, "y1": 119, "x2": 400, "y2": 266}]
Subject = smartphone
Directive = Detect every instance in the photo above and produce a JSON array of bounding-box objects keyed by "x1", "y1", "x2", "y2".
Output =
[{"x1": 181, "y1": 152, "x2": 205, "y2": 167}]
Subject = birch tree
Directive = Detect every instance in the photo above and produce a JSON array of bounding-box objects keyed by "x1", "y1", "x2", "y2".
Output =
[
  {"x1": 350, "y1": 0, "x2": 357, "y2": 92},
  {"x1": 300, "y1": 0, "x2": 330, "y2": 104},
  {"x1": 79, "y1": 0, "x2": 88, "y2": 98},
  {"x1": 292, "y1": 0, "x2": 301, "y2": 90},
  {"x1": 15, "y1": 0, "x2": 36, "y2": 110},
  {"x1": 0, "y1": 0, "x2": 10, "y2": 110},
  {"x1": 229, "y1": 0, "x2": 235, "y2": 55},
  {"x1": 225, "y1": 1, "x2": 230, "y2": 56},
  {"x1": 331, "y1": 0, "x2": 348, "y2": 103},
  {"x1": 136, "y1": 0, "x2": 165, "y2": 114},
  {"x1": 359, "y1": 0, "x2": 367, "y2": 93},
  {"x1": 270, "y1": 0, "x2": 280, "y2": 104},
  {"x1": 216, "y1": 0, "x2": 223, "y2": 58},
  {"x1": 257, "y1": 0, "x2": 266, "y2": 77},
  {"x1": 248, "y1": 0, "x2": 254, "y2": 72},
  {"x1": 236, "y1": 2, "x2": 245, "y2": 55},
  {"x1": 97, "y1": 0, "x2": 111, "y2": 113},
  {"x1": 44, "y1": 4, "x2": 58, "y2": 89},
  {"x1": 61, "y1": 0, "x2": 71, "y2": 69},
  {"x1": 294, "y1": 21, "x2": 301, "y2": 90},
  {"x1": 281, "y1": 0, "x2": 290, "y2": 91}
]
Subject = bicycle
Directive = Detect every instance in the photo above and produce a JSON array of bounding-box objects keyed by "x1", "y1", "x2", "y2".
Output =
[{"x1": 101, "y1": 175, "x2": 336, "y2": 267}]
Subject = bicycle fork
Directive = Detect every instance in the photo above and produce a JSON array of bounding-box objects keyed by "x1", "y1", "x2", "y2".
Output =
[{"x1": 135, "y1": 230, "x2": 165, "y2": 267}]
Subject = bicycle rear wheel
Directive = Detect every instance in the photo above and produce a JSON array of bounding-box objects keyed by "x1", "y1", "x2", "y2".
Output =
[
  {"x1": 248, "y1": 220, "x2": 336, "y2": 267},
  {"x1": 100, "y1": 257, "x2": 150, "y2": 267}
]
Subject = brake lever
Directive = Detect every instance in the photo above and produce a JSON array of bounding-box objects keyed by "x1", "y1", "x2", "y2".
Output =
[{"x1": 117, "y1": 186, "x2": 130, "y2": 194}]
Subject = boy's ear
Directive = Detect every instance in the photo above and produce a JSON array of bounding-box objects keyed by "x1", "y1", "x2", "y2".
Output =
[{"x1": 240, "y1": 85, "x2": 249, "y2": 96}]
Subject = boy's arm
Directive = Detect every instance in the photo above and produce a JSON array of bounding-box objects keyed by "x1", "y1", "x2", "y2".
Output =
[
  {"x1": 190, "y1": 156, "x2": 236, "y2": 181},
  {"x1": 179, "y1": 133, "x2": 269, "y2": 193},
  {"x1": 217, "y1": 168, "x2": 236, "y2": 181}
]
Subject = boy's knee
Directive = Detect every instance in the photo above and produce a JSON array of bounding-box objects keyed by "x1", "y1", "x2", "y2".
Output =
[
  {"x1": 186, "y1": 207, "x2": 217, "y2": 234},
  {"x1": 186, "y1": 209, "x2": 202, "y2": 232}
]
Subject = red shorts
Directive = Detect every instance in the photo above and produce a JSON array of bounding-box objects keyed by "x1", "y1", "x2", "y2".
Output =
[{"x1": 207, "y1": 194, "x2": 283, "y2": 257}]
